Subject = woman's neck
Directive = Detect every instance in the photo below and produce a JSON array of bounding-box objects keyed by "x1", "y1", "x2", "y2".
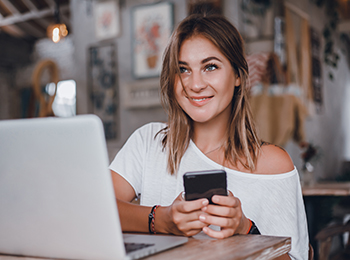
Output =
[{"x1": 192, "y1": 119, "x2": 228, "y2": 154}]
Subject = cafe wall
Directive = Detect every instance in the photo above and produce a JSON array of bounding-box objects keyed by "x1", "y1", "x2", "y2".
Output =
[
  {"x1": 240, "y1": 0, "x2": 350, "y2": 179},
  {"x1": 1, "y1": 0, "x2": 349, "y2": 180}
]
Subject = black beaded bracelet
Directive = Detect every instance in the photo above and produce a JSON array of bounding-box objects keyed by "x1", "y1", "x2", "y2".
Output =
[
  {"x1": 247, "y1": 220, "x2": 261, "y2": 235},
  {"x1": 148, "y1": 205, "x2": 160, "y2": 234}
]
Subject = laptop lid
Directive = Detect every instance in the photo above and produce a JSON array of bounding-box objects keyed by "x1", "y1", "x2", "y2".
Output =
[
  {"x1": 0, "y1": 115, "x2": 128, "y2": 259},
  {"x1": 0, "y1": 115, "x2": 188, "y2": 260}
]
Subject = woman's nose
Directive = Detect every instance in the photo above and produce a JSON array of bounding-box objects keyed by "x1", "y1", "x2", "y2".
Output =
[{"x1": 189, "y1": 71, "x2": 207, "y2": 92}]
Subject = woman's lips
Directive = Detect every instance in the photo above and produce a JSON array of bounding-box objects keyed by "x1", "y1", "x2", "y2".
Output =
[{"x1": 187, "y1": 96, "x2": 213, "y2": 106}]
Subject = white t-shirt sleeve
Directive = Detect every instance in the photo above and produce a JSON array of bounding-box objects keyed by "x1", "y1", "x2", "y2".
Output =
[
  {"x1": 109, "y1": 123, "x2": 165, "y2": 197},
  {"x1": 109, "y1": 127, "x2": 146, "y2": 196}
]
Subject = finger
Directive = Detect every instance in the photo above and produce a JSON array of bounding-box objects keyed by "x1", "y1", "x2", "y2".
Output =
[
  {"x1": 173, "y1": 210, "x2": 207, "y2": 225},
  {"x1": 181, "y1": 219, "x2": 209, "y2": 231},
  {"x1": 175, "y1": 198, "x2": 209, "y2": 213},
  {"x1": 175, "y1": 219, "x2": 209, "y2": 237},
  {"x1": 180, "y1": 228, "x2": 204, "y2": 237},
  {"x1": 211, "y1": 193, "x2": 240, "y2": 208},
  {"x1": 202, "y1": 226, "x2": 234, "y2": 239},
  {"x1": 202, "y1": 204, "x2": 237, "y2": 218},
  {"x1": 198, "y1": 213, "x2": 238, "y2": 228}
]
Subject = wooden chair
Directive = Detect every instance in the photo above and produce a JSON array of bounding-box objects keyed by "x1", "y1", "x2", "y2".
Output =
[
  {"x1": 32, "y1": 59, "x2": 59, "y2": 117},
  {"x1": 315, "y1": 221, "x2": 350, "y2": 260}
]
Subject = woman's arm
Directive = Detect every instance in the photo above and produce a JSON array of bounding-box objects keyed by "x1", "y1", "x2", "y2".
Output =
[
  {"x1": 110, "y1": 169, "x2": 150, "y2": 232},
  {"x1": 111, "y1": 170, "x2": 209, "y2": 236}
]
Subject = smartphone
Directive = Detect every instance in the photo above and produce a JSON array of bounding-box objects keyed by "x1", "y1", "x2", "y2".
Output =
[{"x1": 183, "y1": 169, "x2": 227, "y2": 204}]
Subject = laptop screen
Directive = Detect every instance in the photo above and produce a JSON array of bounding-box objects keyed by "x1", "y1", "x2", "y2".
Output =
[{"x1": 0, "y1": 115, "x2": 126, "y2": 259}]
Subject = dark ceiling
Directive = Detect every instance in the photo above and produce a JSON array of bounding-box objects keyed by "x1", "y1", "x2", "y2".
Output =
[{"x1": 0, "y1": 0, "x2": 70, "y2": 41}]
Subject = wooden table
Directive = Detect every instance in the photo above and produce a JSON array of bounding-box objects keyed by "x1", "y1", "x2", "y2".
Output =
[
  {"x1": 0, "y1": 235, "x2": 291, "y2": 260},
  {"x1": 302, "y1": 182, "x2": 350, "y2": 196}
]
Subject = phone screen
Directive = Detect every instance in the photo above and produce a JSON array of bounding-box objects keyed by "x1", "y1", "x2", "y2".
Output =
[{"x1": 183, "y1": 169, "x2": 227, "y2": 204}]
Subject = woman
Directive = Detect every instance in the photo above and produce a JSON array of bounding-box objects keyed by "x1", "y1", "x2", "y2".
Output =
[{"x1": 110, "y1": 13, "x2": 308, "y2": 259}]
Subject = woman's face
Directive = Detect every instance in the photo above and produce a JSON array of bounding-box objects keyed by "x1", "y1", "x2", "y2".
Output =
[{"x1": 174, "y1": 35, "x2": 241, "y2": 125}]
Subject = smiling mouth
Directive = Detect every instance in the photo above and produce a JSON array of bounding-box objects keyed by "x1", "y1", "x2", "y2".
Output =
[
  {"x1": 189, "y1": 96, "x2": 213, "y2": 101},
  {"x1": 191, "y1": 97, "x2": 208, "y2": 101}
]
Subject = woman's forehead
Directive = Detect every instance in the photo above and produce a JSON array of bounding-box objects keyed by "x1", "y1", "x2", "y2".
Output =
[{"x1": 179, "y1": 35, "x2": 223, "y2": 58}]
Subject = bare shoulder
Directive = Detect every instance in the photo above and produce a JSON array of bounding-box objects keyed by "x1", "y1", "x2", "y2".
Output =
[{"x1": 254, "y1": 141, "x2": 294, "y2": 175}]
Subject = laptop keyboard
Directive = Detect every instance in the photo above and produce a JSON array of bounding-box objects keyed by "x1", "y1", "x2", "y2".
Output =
[{"x1": 124, "y1": 242, "x2": 155, "y2": 253}]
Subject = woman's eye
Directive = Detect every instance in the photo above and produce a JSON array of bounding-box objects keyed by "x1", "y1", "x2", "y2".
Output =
[
  {"x1": 205, "y1": 64, "x2": 218, "y2": 72},
  {"x1": 179, "y1": 67, "x2": 188, "y2": 73}
]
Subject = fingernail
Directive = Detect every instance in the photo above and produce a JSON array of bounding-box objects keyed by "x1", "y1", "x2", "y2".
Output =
[
  {"x1": 199, "y1": 215, "x2": 206, "y2": 221},
  {"x1": 212, "y1": 196, "x2": 219, "y2": 203},
  {"x1": 202, "y1": 206, "x2": 207, "y2": 211},
  {"x1": 202, "y1": 199, "x2": 209, "y2": 205}
]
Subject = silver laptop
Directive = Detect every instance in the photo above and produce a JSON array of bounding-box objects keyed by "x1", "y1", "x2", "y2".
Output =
[{"x1": 0, "y1": 115, "x2": 187, "y2": 260}]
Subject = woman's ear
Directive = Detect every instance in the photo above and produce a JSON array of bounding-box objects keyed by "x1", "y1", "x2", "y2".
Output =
[{"x1": 234, "y1": 76, "x2": 241, "y2": 87}]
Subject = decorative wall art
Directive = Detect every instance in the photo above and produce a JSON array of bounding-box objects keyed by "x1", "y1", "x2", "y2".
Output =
[
  {"x1": 240, "y1": 0, "x2": 274, "y2": 40},
  {"x1": 88, "y1": 43, "x2": 119, "y2": 140},
  {"x1": 94, "y1": 0, "x2": 120, "y2": 40},
  {"x1": 131, "y1": 2, "x2": 174, "y2": 79}
]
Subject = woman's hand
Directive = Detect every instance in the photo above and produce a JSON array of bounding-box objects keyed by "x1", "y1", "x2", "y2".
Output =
[
  {"x1": 158, "y1": 193, "x2": 210, "y2": 237},
  {"x1": 198, "y1": 191, "x2": 250, "y2": 239}
]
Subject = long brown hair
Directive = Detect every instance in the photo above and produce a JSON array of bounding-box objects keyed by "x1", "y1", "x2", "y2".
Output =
[{"x1": 159, "y1": 13, "x2": 260, "y2": 175}]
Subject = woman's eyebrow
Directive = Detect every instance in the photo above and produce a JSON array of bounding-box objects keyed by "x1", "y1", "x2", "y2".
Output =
[
  {"x1": 202, "y1": 56, "x2": 222, "y2": 64},
  {"x1": 178, "y1": 57, "x2": 222, "y2": 65}
]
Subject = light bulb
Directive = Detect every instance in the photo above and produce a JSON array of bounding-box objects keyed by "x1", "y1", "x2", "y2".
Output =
[
  {"x1": 47, "y1": 23, "x2": 68, "y2": 43},
  {"x1": 52, "y1": 27, "x2": 60, "y2": 43}
]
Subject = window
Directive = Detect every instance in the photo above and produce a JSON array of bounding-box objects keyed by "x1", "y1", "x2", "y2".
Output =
[{"x1": 45, "y1": 80, "x2": 76, "y2": 117}]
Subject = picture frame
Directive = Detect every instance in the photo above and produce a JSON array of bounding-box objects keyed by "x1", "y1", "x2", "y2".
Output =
[
  {"x1": 94, "y1": 0, "x2": 120, "y2": 40},
  {"x1": 131, "y1": 2, "x2": 174, "y2": 79},
  {"x1": 88, "y1": 43, "x2": 119, "y2": 140}
]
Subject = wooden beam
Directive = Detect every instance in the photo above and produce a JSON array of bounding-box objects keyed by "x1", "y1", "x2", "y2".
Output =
[
  {"x1": 19, "y1": 0, "x2": 51, "y2": 30},
  {"x1": 0, "y1": 25, "x2": 26, "y2": 38},
  {"x1": 44, "y1": 0, "x2": 56, "y2": 9},
  {"x1": 1, "y1": 0, "x2": 21, "y2": 15},
  {"x1": 21, "y1": 0, "x2": 39, "y2": 12},
  {"x1": 0, "y1": 5, "x2": 69, "y2": 27}
]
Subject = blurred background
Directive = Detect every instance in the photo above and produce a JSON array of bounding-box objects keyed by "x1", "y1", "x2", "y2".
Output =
[{"x1": 0, "y1": 1, "x2": 350, "y2": 258}]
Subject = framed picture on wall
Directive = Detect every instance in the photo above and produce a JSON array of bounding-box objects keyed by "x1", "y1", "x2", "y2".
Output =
[
  {"x1": 88, "y1": 43, "x2": 119, "y2": 140},
  {"x1": 131, "y1": 2, "x2": 174, "y2": 79},
  {"x1": 94, "y1": 0, "x2": 120, "y2": 40}
]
